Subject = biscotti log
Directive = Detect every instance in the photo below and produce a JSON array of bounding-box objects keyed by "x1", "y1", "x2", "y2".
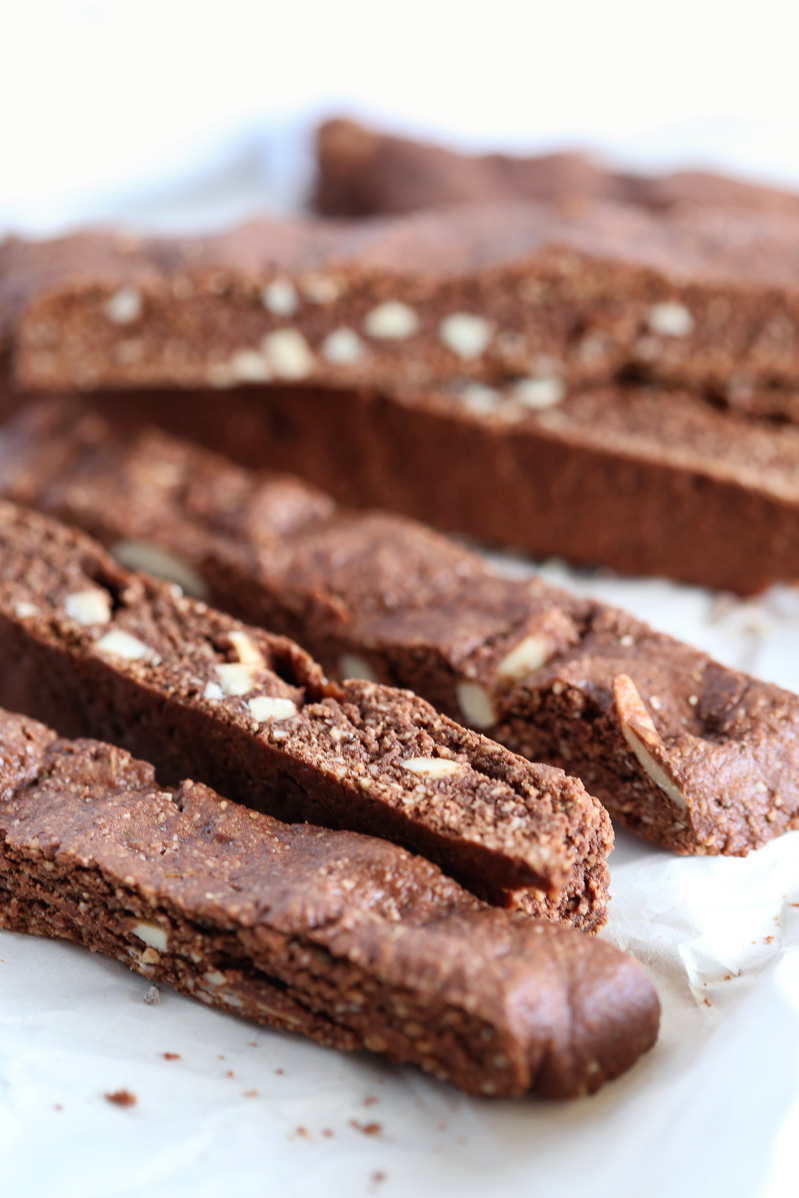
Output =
[
  {"x1": 314, "y1": 117, "x2": 799, "y2": 219},
  {"x1": 0, "y1": 500, "x2": 612, "y2": 929},
  {"x1": 0, "y1": 709, "x2": 658, "y2": 1098},
  {"x1": 6, "y1": 200, "x2": 799, "y2": 398},
  {"x1": 6, "y1": 401, "x2": 799, "y2": 858},
  {"x1": 81, "y1": 379, "x2": 799, "y2": 593}
]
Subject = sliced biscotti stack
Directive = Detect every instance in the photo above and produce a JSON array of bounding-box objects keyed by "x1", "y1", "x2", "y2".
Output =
[
  {"x1": 0, "y1": 497, "x2": 613, "y2": 930},
  {"x1": 4, "y1": 185, "x2": 799, "y2": 589},
  {"x1": 0, "y1": 707, "x2": 659, "y2": 1098},
  {"x1": 5, "y1": 400, "x2": 799, "y2": 859}
]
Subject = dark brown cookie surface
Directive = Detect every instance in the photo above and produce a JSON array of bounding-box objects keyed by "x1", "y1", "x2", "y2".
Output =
[{"x1": 0, "y1": 708, "x2": 658, "y2": 1098}]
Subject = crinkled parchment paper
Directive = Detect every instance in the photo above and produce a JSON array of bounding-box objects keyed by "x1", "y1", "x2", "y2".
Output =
[{"x1": 2, "y1": 561, "x2": 798, "y2": 1198}]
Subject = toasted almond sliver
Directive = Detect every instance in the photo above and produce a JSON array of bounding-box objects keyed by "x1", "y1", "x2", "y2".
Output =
[
  {"x1": 496, "y1": 634, "x2": 549, "y2": 684},
  {"x1": 401, "y1": 757, "x2": 464, "y2": 778},
  {"x1": 614, "y1": 675, "x2": 688, "y2": 811},
  {"x1": 248, "y1": 696, "x2": 298, "y2": 723},
  {"x1": 228, "y1": 631, "x2": 266, "y2": 668},
  {"x1": 95, "y1": 629, "x2": 155, "y2": 662},
  {"x1": 65, "y1": 589, "x2": 112, "y2": 626},
  {"x1": 216, "y1": 662, "x2": 258, "y2": 696},
  {"x1": 456, "y1": 682, "x2": 497, "y2": 729}
]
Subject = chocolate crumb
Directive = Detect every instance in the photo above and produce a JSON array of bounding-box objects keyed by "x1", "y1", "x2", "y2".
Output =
[
  {"x1": 351, "y1": 1120, "x2": 382, "y2": 1136},
  {"x1": 163, "y1": 1052, "x2": 181, "y2": 1061},
  {"x1": 105, "y1": 1089, "x2": 137, "y2": 1107}
]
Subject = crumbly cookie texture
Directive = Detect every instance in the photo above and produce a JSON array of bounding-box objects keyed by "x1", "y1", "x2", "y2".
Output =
[
  {"x1": 0, "y1": 497, "x2": 612, "y2": 930},
  {"x1": 313, "y1": 117, "x2": 799, "y2": 219},
  {"x1": 4, "y1": 399, "x2": 799, "y2": 857},
  {"x1": 5, "y1": 196, "x2": 799, "y2": 396},
  {"x1": 0, "y1": 708, "x2": 659, "y2": 1099}
]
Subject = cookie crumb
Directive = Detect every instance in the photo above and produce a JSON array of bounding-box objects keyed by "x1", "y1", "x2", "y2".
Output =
[
  {"x1": 163, "y1": 1052, "x2": 181, "y2": 1061},
  {"x1": 322, "y1": 1128, "x2": 334, "y2": 1138},
  {"x1": 351, "y1": 1120, "x2": 382, "y2": 1136},
  {"x1": 105, "y1": 1089, "x2": 137, "y2": 1107},
  {"x1": 364, "y1": 1095, "x2": 379, "y2": 1107},
  {"x1": 142, "y1": 986, "x2": 160, "y2": 1005},
  {"x1": 243, "y1": 1090, "x2": 258, "y2": 1098}
]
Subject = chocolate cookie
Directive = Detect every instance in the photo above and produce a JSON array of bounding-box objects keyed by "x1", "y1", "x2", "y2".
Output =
[
  {"x1": 314, "y1": 117, "x2": 799, "y2": 219},
  {"x1": 0, "y1": 708, "x2": 658, "y2": 1098},
  {"x1": 5, "y1": 199, "x2": 799, "y2": 395},
  {"x1": 0, "y1": 498, "x2": 611, "y2": 929},
  {"x1": 4, "y1": 400, "x2": 798, "y2": 857}
]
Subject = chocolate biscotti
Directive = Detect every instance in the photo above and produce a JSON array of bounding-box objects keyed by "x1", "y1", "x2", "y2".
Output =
[
  {"x1": 314, "y1": 117, "x2": 799, "y2": 219},
  {"x1": 0, "y1": 708, "x2": 659, "y2": 1098},
  {"x1": 6, "y1": 199, "x2": 799, "y2": 396},
  {"x1": 0, "y1": 499, "x2": 612, "y2": 928},
  {"x1": 6, "y1": 400, "x2": 799, "y2": 858},
  {"x1": 92, "y1": 380, "x2": 799, "y2": 593}
]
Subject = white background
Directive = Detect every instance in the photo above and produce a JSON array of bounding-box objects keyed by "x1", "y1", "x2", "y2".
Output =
[
  {"x1": 2, "y1": 3, "x2": 799, "y2": 1195},
  {"x1": 2, "y1": 0, "x2": 799, "y2": 234}
]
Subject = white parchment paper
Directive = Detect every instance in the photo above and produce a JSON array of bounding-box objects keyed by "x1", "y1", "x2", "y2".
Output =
[{"x1": 2, "y1": 565, "x2": 798, "y2": 1198}]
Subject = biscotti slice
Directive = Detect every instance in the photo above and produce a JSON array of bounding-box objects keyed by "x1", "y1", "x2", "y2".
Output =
[
  {"x1": 7, "y1": 199, "x2": 799, "y2": 396},
  {"x1": 0, "y1": 708, "x2": 658, "y2": 1099},
  {"x1": 0, "y1": 499, "x2": 611, "y2": 929},
  {"x1": 109, "y1": 378, "x2": 799, "y2": 593},
  {"x1": 5, "y1": 401, "x2": 798, "y2": 858},
  {"x1": 314, "y1": 117, "x2": 799, "y2": 219}
]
